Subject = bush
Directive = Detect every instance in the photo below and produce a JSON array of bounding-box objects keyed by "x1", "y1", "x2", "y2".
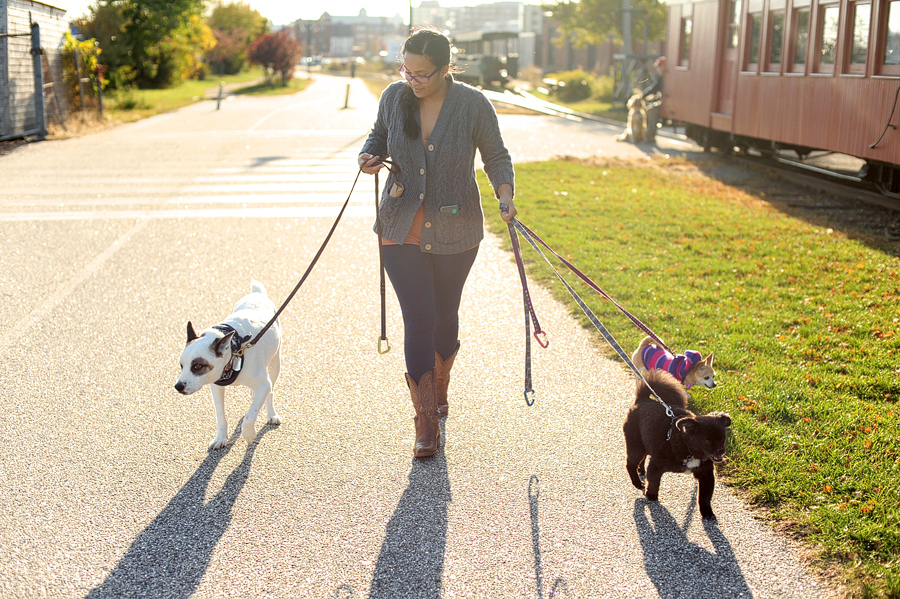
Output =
[
  {"x1": 549, "y1": 69, "x2": 595, "y2": 102},
  {"x1": 593, "y1": 74, "x2": 615, "y2": 102}
]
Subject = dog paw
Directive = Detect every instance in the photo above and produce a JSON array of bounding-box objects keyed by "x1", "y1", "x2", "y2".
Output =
[
  {"x1": 267, "y1": 414, "x2": 282, "y2": 426},
  {"x1": 209, "y1": 436, "x2": 228, "y2": 450},
  {"x1": 241, "y1": 421, "x2": 257, "y2": 443}
]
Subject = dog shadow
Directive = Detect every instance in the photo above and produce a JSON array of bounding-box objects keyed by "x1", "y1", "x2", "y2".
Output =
[
  {"x1": 633, "y1": 497, "x2": 753, "y2": 599},
  {"x1": 85, "y1": 424, "x2": 274, "y2": 599},
  {"x1": 368, "y1": 421, "x2": 451, "y2": 599},
  {"x1": 528, "y1": 476, "x2": 571, "y2": 599}
]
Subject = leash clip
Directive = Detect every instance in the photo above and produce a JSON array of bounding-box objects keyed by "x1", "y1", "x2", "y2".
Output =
[
  {"x1": 533, "y1": 330, "x2": 549, "y2": 349},
  {"x1": 524, "y1": 388, "x2": 535, "y2": 406},
  {"x1": 234, "y1": 342, "x2": 252, "y2": 358},
  {"x1": 377, "y1": 338, "x2": 391, "y2": 354}
]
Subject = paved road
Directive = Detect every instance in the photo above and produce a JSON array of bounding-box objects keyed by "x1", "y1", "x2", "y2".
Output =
[{"x1": 0, "y1": 75, "x2": 831, "y2": 598}]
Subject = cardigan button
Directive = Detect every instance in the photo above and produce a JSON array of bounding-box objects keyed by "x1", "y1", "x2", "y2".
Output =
[
  {"x1": 419, "y1": 193, "x2": 424, "y2": 200},
  {"x1": 420, "y1": 168, "x2": 425, "y2": 175},
  {"x1": 428, "y1": 144, "x2": 434, "y2": 151},
  {"x1": 424, "y1": 221, "x2": 432, "y2": 228},
  {"x1": 424, "y1": 243, "x2": 432, "y2": 251}
]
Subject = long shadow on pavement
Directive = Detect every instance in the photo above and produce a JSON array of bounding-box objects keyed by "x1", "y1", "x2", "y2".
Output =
[
  {"x1": 86, "y1": 425, "x2": 273, "y2": 599},
  {"x1": 634, "y1": 497, "x2": 753, "y2": 599},
  {"x1": 368, "y1": 424, "x2": 451, "y2": 599},
  {"x1": 528, "y1": 475, "x2": 570, "y2": 599}
]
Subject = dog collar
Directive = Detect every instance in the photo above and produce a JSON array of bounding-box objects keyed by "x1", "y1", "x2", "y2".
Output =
[{"x1": 212, "y1": 324, "x2": 251, "y2": 387}]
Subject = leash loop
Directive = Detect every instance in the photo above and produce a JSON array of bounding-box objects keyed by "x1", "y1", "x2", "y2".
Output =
[
  {"x1": 374, "y1": 164, "x2": 392, "y2": 354},
  {"x1": 507, "y1": 218, "x2": 547, "y2": 405}
]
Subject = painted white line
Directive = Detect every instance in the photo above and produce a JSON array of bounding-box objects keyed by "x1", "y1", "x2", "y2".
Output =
[
  {"x1": 0, "y1": 206, "x2": 374, "y2": 222},
  {"x1": 189, "y1": 173, "x2": 364, "y2": 183},
  {"x1": 7, "y1": 218, "x2": 150, "y2": 344},
  {"x1": 179, "y1": 183, "x2": 372, "y2": 193}
]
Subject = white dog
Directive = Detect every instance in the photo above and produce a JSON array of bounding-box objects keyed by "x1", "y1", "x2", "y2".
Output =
[{"x1": 175, "y1": 280, "x2": 282, "y2": 450}]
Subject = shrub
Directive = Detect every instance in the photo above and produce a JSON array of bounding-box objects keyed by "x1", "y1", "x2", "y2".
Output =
[{"x1": 549, "y1": 69, "x2": 595, "y2": 102}]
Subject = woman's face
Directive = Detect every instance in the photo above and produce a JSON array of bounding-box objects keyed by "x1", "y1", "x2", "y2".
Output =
[{"x1": 401, "y1": 53, "x2": 448, "y2": 98}]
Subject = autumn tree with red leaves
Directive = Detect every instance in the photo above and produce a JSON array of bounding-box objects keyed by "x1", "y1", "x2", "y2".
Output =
[{"x1": 248, "y1": 30, "x2": 302, "y2": 86}]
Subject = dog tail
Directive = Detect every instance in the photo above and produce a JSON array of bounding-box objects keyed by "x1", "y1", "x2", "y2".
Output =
[
  {"x1": 638, "y1": 336, "x2": 654, "y2": 351},
  {"x1": 636, "y1": 369, "x2": 688, "y2": 408},
  {"x1": 251, "y1": 279, "x2": 266, "y2": 295}
]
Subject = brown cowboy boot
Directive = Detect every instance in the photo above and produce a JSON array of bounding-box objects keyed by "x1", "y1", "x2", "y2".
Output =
[
  {"x1": 434, "y1": 341, "x2": 460, "y2": 417},
  {"x1": 405, "y1": 369, "x2": 440, "y2": 457}
]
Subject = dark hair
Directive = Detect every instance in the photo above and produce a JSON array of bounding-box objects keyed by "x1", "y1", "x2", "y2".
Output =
[{"x1": 400, "y1": 28, "x2": 453, "y2": 139}]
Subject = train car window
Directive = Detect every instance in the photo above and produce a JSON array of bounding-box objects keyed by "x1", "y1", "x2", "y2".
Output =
[
  {"x1": 747, "y1": 13, "x2": 763, "y2": 70},
  {"x1": 680, "y1": 18, "x2": 693, "y2": 66},
  {"x1": 727, "y1": 0, "x2": 743, "y2": 48},
  {"x1": 768, "y1": 11, "x2": 786, "y2": 70},
  {"x1": 791, "y1": 8, "x2": 811, "y2": 71},
  {"x1": 847, "y1": 2, "x2": 872, "y2": 73},
  {"x1": 882, "y1": 0, "x2": 900, "y2": 73},
  {"x1": 817, "y1": 4, "x2": 841, "y2": 72}
]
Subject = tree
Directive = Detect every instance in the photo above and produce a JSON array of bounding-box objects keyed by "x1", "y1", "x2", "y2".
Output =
[
  {"x1": 118, "y1": 0, "x2": 207, "y2": 87},
  {"x1": 544, "y1": 0, "x2": 667, "y2": 50},
  {"x1": 207, "y1": 1, "x2": 268, "y2": 75},
  {"x1": 71, "y1": 2, "x2": 131, "y2": 87},
  {"x1": 248, "y1": 31, "x2": 302, "y2": 86}
]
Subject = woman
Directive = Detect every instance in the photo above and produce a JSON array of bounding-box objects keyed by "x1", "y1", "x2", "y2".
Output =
[{"x1": 358, "y1": 27, "x2": 517, "y2": 458}]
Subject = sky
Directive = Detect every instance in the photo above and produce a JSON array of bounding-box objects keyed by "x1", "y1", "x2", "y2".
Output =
[{"x1": 56, "y1": 1, "x2": 541, "y2": 26}]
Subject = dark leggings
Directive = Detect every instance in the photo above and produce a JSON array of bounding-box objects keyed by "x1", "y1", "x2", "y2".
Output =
[{"x1": 382, "y1": 244, "x2": 479, "y2": 383}]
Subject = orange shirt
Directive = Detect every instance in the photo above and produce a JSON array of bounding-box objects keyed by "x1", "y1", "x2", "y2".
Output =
[{"x1": 381, "y1": 140, "x2": 427, "y2": 246}]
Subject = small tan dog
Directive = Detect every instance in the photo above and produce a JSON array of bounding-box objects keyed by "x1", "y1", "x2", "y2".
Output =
[
  {"x1": 616, "y1": 88, "x2": 647, "y2": 143},
  {"x1": 631, "y1": 336, "x2": 716, "y2": 390}
]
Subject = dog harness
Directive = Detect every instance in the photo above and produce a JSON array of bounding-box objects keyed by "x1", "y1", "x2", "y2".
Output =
[
  {"x1": 640, "y1": 345, "x2": 703, "y2": 389},
  {"x1": 213, "y1": 324, "x2": 251, "y2": 387}
]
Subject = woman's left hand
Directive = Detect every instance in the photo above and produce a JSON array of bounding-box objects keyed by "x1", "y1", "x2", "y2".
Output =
[{"x1": 499, "y1": 198, "x2": 517, "y2": 223}]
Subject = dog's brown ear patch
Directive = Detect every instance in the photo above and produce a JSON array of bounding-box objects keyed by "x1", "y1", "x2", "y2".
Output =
[
  {"x1": 212, "y1": 330, "x2": 235, "y2": 357},
  {"x1": 186, "y1": 322, "x2": 199, "y2": 345}
]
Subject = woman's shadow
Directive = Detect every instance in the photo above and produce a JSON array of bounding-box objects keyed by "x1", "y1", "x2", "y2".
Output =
[
  {"x1": 633, "y1": 496, "x2": 753, "y2": 599},
  {"x1": 86, "y1": 425, "x2": 273, "y2": 599},
  {"x1": 369, "y1": 423, "x2": 451, "y2": 599}
]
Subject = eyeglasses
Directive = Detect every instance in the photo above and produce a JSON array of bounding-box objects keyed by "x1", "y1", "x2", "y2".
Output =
[{"x1": 399, "y1": 63, "x2": 442, "y2": 84}]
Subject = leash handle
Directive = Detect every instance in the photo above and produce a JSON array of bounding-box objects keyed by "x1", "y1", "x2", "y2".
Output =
[
  {"x1": 507, "y1": 219, "x2": 543, "y2": 406},
  {"x1": 374, "y1": 170, "x2": 390, "y2": 354}
]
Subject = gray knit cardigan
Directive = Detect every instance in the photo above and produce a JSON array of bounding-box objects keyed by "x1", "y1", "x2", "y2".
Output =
[{"x1": 361, "y1": 77, "x2": 515, "y2": 254}]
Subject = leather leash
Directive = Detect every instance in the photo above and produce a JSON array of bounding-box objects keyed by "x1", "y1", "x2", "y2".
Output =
[
  {"x1": 373, "y1": 160, "x2": 398, "y2": 353},
  {"x1": 505, "y1": 209, "x2": 548, "y2": 406},
  {"x1": 236, "y1": 162, "x2": 395, "y2": 358}
]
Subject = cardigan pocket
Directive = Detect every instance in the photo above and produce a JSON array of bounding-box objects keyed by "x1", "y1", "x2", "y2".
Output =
[{"x1": 389, "y1": 181, "x2": 405, "y2": 198}]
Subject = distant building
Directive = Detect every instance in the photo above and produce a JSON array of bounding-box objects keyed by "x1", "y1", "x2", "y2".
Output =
[
  {"x1": 291, "y1": 2, "x2": 655, "y2": 77},
  {"x1": 1, "y1": 0, "x2": 68, "y2": 140},
  {"x1": 291, "y1": 9, "x2": 406, "y2": 62}
]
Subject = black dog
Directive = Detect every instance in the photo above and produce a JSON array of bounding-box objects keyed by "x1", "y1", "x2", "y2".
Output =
[{"x1": 623, "y1": 369, "x2": 731, "y2": 520}]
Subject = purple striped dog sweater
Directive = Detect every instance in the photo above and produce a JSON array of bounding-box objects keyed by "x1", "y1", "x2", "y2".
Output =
[{"x1": 640, "y1": 345, "x2": 703, "y2": 389}]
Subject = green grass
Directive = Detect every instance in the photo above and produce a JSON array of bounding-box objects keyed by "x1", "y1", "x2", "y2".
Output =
[
  {"x1": 529, "y1": 89, "x2": 626, "y2": 122},
  {"x1": 481, "y1": 158, "x2": 900, "y2": 598},
  {"x1": 105, "y1": 68, "x2": 309, "y2": 122}
]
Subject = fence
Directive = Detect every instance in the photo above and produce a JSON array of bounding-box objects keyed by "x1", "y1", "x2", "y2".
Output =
[
  {"x1": 1, "y1": 10, "x2": 100, "y2": 142},
  {"x1": 0, "y1": 21, "x2": 44, "y2": 140}
]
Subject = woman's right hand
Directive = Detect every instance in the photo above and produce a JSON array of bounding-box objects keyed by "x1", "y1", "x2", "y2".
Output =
[{"x1": 358, "y1": 153, "x2": 384, "y2": 175}]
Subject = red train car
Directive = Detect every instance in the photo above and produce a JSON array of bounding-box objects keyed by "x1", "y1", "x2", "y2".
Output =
[{"x1": 662, "y1": 0, "x2": 900, "y2": 196}]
